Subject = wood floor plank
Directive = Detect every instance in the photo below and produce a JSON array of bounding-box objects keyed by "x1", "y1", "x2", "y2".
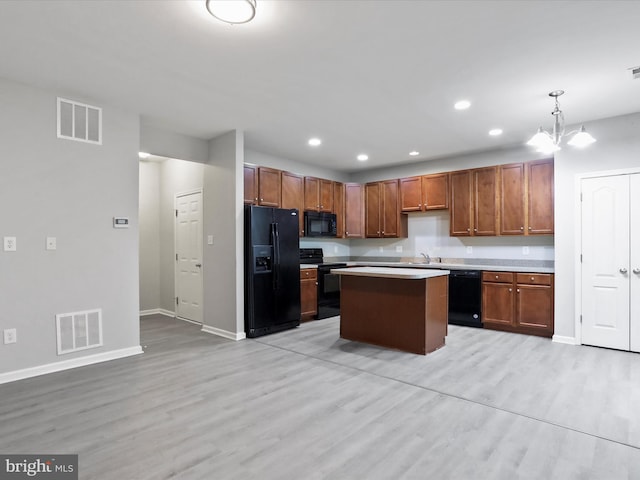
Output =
[{"x1": 2, "y1": 315, "x2": 640, "y2": 479}]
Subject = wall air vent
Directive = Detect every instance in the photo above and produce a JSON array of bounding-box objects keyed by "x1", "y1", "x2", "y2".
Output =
[
  {"x1": 57, "y1": 97, "x2": 102, "y2": 145},
  {"x1": 56, "y1": 308, "x2": 103, "y2": 355}
]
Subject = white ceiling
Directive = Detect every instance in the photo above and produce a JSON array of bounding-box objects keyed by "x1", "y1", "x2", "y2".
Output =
[{"x1": 0, "y1": 0, "x2": 639, "y2": 172}]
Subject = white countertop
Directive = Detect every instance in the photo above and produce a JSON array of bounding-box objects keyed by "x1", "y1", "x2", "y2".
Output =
[
  {"x1": 331, "y1": 266, "x2": 450, "y2": 279},
  {"x1": 345, "y1": 261, "x2": 554, "y2": 274}
]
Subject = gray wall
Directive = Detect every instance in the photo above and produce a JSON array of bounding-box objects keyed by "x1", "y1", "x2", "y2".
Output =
[
  {"x1": 139, "y1": 160, "x2": 161, "y2": 311},
  {"x1": 204, "y1": 131, "x2": 244, "y2": 336},
  {"x1": 554, "y1": 112, "x2": 640, "y2": 340},
  {"x1": 0, "y1": 78, "x2": 140, "y2": 374},
  {"x1": 140, "y1": 124, "x2": 209, "y2": 164},
  {"x1": 245, "y1": 149, "x2": 350, "y2": 183}
]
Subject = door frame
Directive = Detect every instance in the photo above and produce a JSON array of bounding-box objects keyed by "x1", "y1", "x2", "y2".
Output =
[
  {"x1": 575, "y1": 167, "x2": 640, "y2": 345},
  {"x1": 174, "y1": 188, "x2": 204, "y2": 324}
]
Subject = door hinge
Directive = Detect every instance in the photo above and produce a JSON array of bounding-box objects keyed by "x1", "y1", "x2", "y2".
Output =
[
  {"x1": 176, "y1": 296, "x2": 179, "y2": 306},
  {"x1": 580, "y1": 314, "x2": 583, "y2": 324},
  {"x1": 175, "y1": 209, "x2": 178, "y2": 217},
  {"x1": 580, "y1": 254, "x2": 582, "y2": 263},
  {"x1": 176, "y1": 253, "x2": 178, "y2": 261},
  {"x1": 580, "y1": 192, "x2": 583, "y2": 201}
]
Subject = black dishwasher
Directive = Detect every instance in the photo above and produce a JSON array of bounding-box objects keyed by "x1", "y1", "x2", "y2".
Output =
[{"x1": 448, "y1": 270, "x2": 482, "y2": 328}]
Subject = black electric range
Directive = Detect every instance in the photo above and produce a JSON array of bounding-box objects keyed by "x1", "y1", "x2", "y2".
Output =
[{"x1": 300, "y1": 248, "x2": 347, "y2": 319}]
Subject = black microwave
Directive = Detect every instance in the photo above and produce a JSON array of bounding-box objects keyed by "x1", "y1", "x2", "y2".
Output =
[{"x1": 304, "y1": 211, "x2": 337, "y2": 237}]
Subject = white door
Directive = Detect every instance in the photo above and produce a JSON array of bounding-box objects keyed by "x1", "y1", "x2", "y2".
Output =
[
  {"x1": 630, "y1": 174, "x2": 640, "y2": 352},
  {"x1": 581, "y1": 175, "x2": 630, "y2": 350},
  {"x1": 175, "y1": 192, "x2": 203, "y2": 323}
]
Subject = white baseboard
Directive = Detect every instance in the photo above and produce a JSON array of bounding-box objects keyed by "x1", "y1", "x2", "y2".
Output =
[
  {"x1": 201, "y1": 324, "x2": 246, "y2": 341},
  {"x1": 0, "y1": 346, "x2": 144, "y2": 385},
  {"x1": 140, "y1": 308, "x2": 175, "y2": 318},
  {"x1": 552, "y1": 334, "x2": 578, "y2": 345},
  {"x1": 176, "y1": 316, "x2": 202, "y2": 326}
]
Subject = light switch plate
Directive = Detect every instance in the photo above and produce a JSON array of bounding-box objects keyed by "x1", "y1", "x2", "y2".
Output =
[
  {"x1": 395, "y1": 245, "x2": 403, "y2": 252},
  {"x1": 466, "y1": 246, "x2": 473, "y2": 254},
  {"x1": 46, "y1": 237, "x2": 57, "y2": 250},
  {"x1": 3, "y1": 237, "x2": 16, "y2": 252},
  {"x1": 207, "y1": 235, "x2": 214, "y2": 245},
  {"x1": 3, "y1": 328, "x2": 16, "y2": 344},
  {"x1": 522, "y1": 246, "x2": 530, "y2": 255}
]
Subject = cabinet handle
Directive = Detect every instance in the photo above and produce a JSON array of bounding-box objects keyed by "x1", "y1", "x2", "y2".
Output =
[
  {"x1": 620, "y1": 268, "x2": 628, "y2": 274},
  {"x1": 634, "y1": 268, "x2": 640, "y2": 274}
]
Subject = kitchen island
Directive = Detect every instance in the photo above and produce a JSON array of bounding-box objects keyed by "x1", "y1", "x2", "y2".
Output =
[{"x1": 332, "y1": 267, "x2": 450, "y2": 355}]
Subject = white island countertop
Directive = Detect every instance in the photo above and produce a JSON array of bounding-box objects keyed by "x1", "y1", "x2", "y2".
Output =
[{"x1": 331, "y1": 266, "x2": 450, "y2": 280}]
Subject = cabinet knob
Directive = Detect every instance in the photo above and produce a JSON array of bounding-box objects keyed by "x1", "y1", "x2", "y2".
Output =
[
  {"x1": 620, "y1": 268, "x2": 628, "y2": 274},
  {"x1": 467, "y1": 228, "x2": 470, "y2": 232},
  {"x1": 320, "y1": 205, "x2": 323, "y2": 208},
  {"x1": 495, "y1": 275, "x2": 499, "y2": 279},
  {"x1": 345, "y1": 231, "x2": 349, "y2": 235},
  {"x1": 474, "y1": 228, "x2": 477, "y2": 232},
  {"x1": 381, "y1": 231, "x2": 385, "y2": 234},
  {"x1": 528, "y1": 226, "x2": 532, "y2": 230},
  {"x1": 634, "y1": 268, "x2": 640, "y2": 274},
  {"x1": 254, "y1": 197, "x2": 258, "y2": 201},
  {"x1": 520, "y1": 226, "x2": 524, "y2": 230},
  {"x1": 517, "y1": 289, "x2": 520, "y2": 293},
  {"x1": 315, "y1": 282, "x2": 318, "y2": 285},
  {"x1": 531, "y1": 277, "x2": 535, "y2": 281},
  {"x1": 261, "y1": 198, "x2": 264, "y2": 202},
  {"x1": 509, "y1": 288, "x2": 512, "y2": 292}
]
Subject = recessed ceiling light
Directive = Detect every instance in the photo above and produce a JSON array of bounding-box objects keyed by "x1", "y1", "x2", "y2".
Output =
[
  {"x1": 454, "y1": 100, "x2": 471, "y2": 110},
  {"x1": 205, "y1": 0, "x2": 257, "y2": 25},
  {"x1": 488, "y1": 129, "x2": 503, "y2": 136},
  {"x1": 138, "y1": 152, "x2": 150, "y2": 159},
  {"x1": 308, "y1": 138, "x2": 322, "y2": 147},
  {"x1": 409, "y1": 151, "x2": 420, "y2": 156},
  {"x1": 357, "y1": 154, "x2": 369, "y2": 161}
]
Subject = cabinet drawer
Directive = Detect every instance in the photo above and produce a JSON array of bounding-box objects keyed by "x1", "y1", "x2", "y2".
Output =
[
  {"x1": 482, "y1": 271, "x2": 514, "y2": 283},
  {"x1": 516, "y1": 273, "x2": 551, "y2": 285},
  {"x1": 300, "y1": 268, "x2": 317, "y2": 280}
]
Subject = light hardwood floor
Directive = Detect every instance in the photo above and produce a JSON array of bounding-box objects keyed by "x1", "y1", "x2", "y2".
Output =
[{"x1": 2, "y1": 315, "x2": 640, "y2": 479}]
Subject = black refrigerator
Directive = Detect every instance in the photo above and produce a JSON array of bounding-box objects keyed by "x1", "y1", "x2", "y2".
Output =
[{"x1": 244, "y1": 205, "x2": 301, "y2": 338}]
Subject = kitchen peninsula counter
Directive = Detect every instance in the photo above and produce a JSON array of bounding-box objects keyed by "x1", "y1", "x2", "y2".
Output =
[{"x1": 332, "y1": 267, "x2": 449, "y2": 355}]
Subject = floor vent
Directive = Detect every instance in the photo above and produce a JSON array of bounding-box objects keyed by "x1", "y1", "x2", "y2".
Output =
[
  {"x1": 57, "y1": 97, "x2": 102, "y2": 145},
  {"x1": 56, "y1": 309, "x2": 103, "y2": 355}
]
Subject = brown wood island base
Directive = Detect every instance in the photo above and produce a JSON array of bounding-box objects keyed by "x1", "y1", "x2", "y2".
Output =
[{"x1": 333, "y1": 267, "x2": 449, "y2": 355}]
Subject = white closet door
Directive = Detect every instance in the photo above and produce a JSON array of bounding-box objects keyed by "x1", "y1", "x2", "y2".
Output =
[
  {"x1": 630, "y1": 174, "x2": 640, "y2": 352},
  {"x1": 176, "y1": 192, "x2": 203, "y2": 324},
  {"x1": 581, "y1": 175, "x2": 630, "y2": 350}
]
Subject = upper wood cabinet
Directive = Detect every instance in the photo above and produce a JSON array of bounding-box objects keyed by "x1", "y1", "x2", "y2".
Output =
[
  {"x1": 333, "y1": 182, "x2": 345, "y2": 238},
  {"x1": 500, "y1": 159, "x2": 553, "y2": 235},
  {"x1": 344, "y1": 183, "x2": 365, "y2": 238},
  {"x1": 365, "y1": 180, "x2": 407, "y2": 238},
  {"x1": 450, "y1": 167, "x2": 498, "y2": 236},
  {"x1": 304, "y1": 177, "x2": 333, "y2": 212},
  {"x1": 281, "y1": 171, "x2": 304, "y2": 236},
  {"x1": 400, "y1": 173, "x2": 449, "y2": 212},
  {"x1": 244, "y1": 165, "x2": 258, "y2": 205}
]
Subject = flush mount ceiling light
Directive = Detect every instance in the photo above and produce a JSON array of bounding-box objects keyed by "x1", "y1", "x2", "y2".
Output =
[
  {"x1": 206, "y1": 0, "x2": 256, "y2": 25},
  {"x1": 527, "y1": 90, "x2": 596, "y2": 155}
]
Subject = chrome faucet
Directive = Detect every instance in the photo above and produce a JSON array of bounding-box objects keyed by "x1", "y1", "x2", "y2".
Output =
[{"x1": 420, "y1": 252, "x2": 431, "y2": 264}]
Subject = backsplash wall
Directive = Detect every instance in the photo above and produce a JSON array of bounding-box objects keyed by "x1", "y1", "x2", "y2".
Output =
[{"x1": 305, "y1": 211, "x2": 554, "y2": 261}]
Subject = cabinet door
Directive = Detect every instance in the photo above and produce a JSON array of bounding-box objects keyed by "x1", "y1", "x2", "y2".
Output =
[
  {"x1": 333, "y1": 182, "x2": 345, "y2": 238},
  {"x1": 244, "y1": 165, "x2": 258, "y2": 204},
  {"x1": 281, "y1": 171, "x2": 304, "y2": 236},
  {"x1": 382, "y1": 180, "x2": 400, "y2": 237},
  {"x1": 319, "y1": 179, "x2": 333, "y2": 212},
  {"x1": 400, "y1": 176, "x2": 423, "y2": 212},
  {"x1": 365, "y1": 183, "x2": 381, "y2": 237},
  {"x1": 482, "y1": 282, "x2": 515, "y2": 326},
  {"x1": 500, "y1": 163, "x2": 525, "y2": 235},
  {"x1": 473, "y1": 167, "x2": 498, "y2": 236},
  {"x1": 345, "y1": 183, "x2": 364, "y2": 238},
  {"x1": 423, "y1": 173, "x2": 449, "y2": 210},
  {"x1": 304, "y1": 177, "x2": 320, "y2": 211},
  {"x1": 516, "y1": 284, "x2": 553, "y2": 333},
  {"x1": 449, "y1": 170, "x2": 472, "y2": 236},
  {"x1": 300, "y1": 269, "x2": 318, "y2": 318},
  {"x1": 527, "y1": 159, "x2": 554, "y2": 234},
  {"x1": 258, "y1": 167, "x2": 281, "y2": 207}
]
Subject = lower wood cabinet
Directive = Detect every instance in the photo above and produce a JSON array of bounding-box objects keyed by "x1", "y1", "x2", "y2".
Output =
[
  {"x1": 482, "y1": 271, "x2": 554, "y2": 337},
  {"x1": 300, "y1": 268, "x2": 318, "y2": 320}
]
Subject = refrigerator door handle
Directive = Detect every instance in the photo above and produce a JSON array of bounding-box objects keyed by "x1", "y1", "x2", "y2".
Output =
[{"x1": 271, "y1": 223, "x2": 280, "y2": 290}]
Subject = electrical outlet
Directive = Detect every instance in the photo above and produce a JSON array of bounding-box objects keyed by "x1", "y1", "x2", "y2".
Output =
[
  {"x1": 522, "y1": 246, "x2": 530, "y2": 255},
  {"x1": 4, "y1": 237, "x2": 16, "y2": 252},
  {"x1": 378, "y1": 246, "x2": 383, "y2": 252},
  {"x1": 207, "y1": 235, "x2": 214, "y2": 245},
  {"x1": 3, "y1": 328, "x2": 16, "y2": 344},
  {"x1": 46, "y1": 237, "x2": 57, "y2": 250},
  {"x1": 466, "y1": 246, "x2": 473, "y2": 254},
  {"x1": 395, "y1": 245, "x2": 403, "y2": 252},
  {"x1": 334, "y1": 246, "x2": 338, "y2": 253}
]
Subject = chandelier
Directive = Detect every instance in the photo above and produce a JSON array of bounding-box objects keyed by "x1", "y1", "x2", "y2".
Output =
[{"x1": 527, "y1": 90, "x2": 596, "y2": 154}]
